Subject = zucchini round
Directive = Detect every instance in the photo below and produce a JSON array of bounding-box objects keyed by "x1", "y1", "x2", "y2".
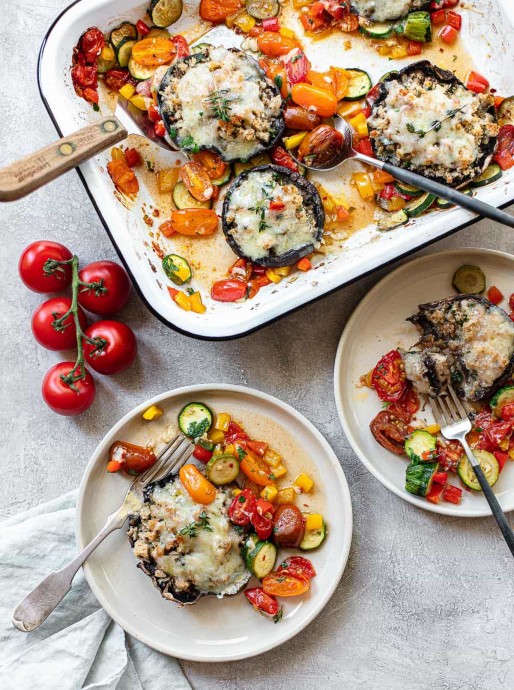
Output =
[
  {"x1": 146, "y1": 27, "x2": 172, "y2": 39},
  {"x1": 458, "y1": 450, "x2": 499, "y2": 491},
  {"x1": 173, "y1": 182, "x2": 212, "y2": 210},
  {"x1": 394, "y1": 182, "x2": 423, "y2": 197},
  {"x1": 233, "y1": 153, "x2": 272, "y2": 177},
  {"x1": 300, "y1": 520, "x2": 326, "y2": 550},
  {"x1": 162, "y1": 254, "x2": 192, "y2": 285},
  {"x1": 490, "y1": 385, "x2": 514, "y2": 418},
  {"x1": 404, "y1": 192, "x2": 436, "y2": 217},
  {"x1": 178, "y1": 402, "x2": 213, "y2": 438},
  {"x1": 110, "y1": 22, "x2": 137, "y2": 49},
  {"x1": 343, "y1": 69, "x2": 372, "y2": 101},
  {"x1": 376, "y1": 209, "x2": 409, "y2": 231},
  {"x1": 452, "y1": 264, "x2": 486, "y2": 294},
  {"x1": 245, "y1": 540, "x2": 277, "y2": 577},
  {"x1": 128, "y1": 56, "x2": 157, "y2": 81},
  {"x1": 211, "y1": 165, "x2": 232, "y2": 186},
  {"x1": 245, "y1": 0, "x2": 279, "y2": 19},
  {"x1": 206, "y1": 454, "x2": 240, "y2": 485},
  {"x1": 498, "y1": 96, "x2": 514, "y2": 127},
  {"x1": 116, "y1": 38, "x2": 136, "y2": 69},
  {"x1": 469, "y1": 163, "x2": 502, "y2": 188},
  {"x1": 150, "y1": 0, "x2": 183, "y2": 28},
  {"x1": 405, "y1": 461, "x2": 439, "y2": 496},
  {"x1": 405, "y1": 430, "x2": 437, "y2": 463},
  {"x1": 358, "y1": 22, "x2": 394, "y2": 39}
]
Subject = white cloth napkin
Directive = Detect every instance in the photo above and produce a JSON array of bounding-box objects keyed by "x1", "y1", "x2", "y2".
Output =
[{"x1": 0, "y1": 491, "x2": 191, "y2": 690}]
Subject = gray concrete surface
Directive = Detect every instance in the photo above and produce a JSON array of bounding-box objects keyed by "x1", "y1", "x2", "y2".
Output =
[{"x1": 2, "y1": 2, "x2": 514, "y2": 688}]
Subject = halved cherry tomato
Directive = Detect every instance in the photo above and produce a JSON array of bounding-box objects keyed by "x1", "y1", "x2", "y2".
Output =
[
  {"x1": 244, "y1": 588, "x2": 281, "y2": 618},
  {"x1": 300, "y1": 8, "x2": 330, "y2": 33},
  {"x1": 371, "y1": 350, "x2": 407, "y2": 402},
  {"x1": 285, "y1": 50, "x2": 311, "y2": 85},
  {"x1": 225, "y1": 422, "x2": 249, "y2": 443},
  {"x1": 257, "y1": 31, "x2": 299, "y2": 58},
  {"x1": 240, "y1": 450, "x2": 272, "y2": 486},
  {"x1": 389, "y1": 385, "x2": 420, "y2": 419},
  {"x1": 297, "y1": 124, "x2": 343, "y2": 167},
  {"x1": 179, "y1": 161, "x2": 214, "y2": 201},
  {"x1": 306, "y1": 69, "x2": 334, "y2": 92},
  {"x1": 179, "y1": 463, "x2": 217, "y2": 504},
  {"x1": 200, "y1": 0, "x2": 243, "y2": 22},
  {"x1": 124, "y1": 148, "x2": 141, "y2": 167},
  {"x1": 278, "y1": 556, "x2": 316, "y2": 579},
  {"x1": 136, "y1": 19, "x2": 151, "y2": 36},
  {"x1": 192, "y1": 150, "x2": 227, "y2": 179},
  {"x1": 467, "y1": 70, "x2": 489, "y2": 94},
  {"x1": 172, "y1": 35, "x2": 189, "y2": 59},
  {"x1": 494, "y1": 125, "x2": 514, "y2": 171},
  {"x1": 283, "y1": 105, "x2": 321, "y2": 131},
  {"x1": 148, "y1": 104, "x2": 161, "y2": 123},
  {"x1": 259, "y1": 58, "x2": 288, "y2": 99},
  {"x1": 487, "y1": 285, "x2": 503, "y2": 304},
  {"x1": 71, "y1": 64, "x2": 98, "y2": 89},
  {"x1": 131, "y1": 37, "x2": 176, "y2": 66},
  {"x1": 103, "y1": 69, "x2": 134, "y2": 91},
  {"x1": 108, "y1": 441, "x2": 156, "y2": 474},
  {"x1": 330, "y1": 66, "x2": 349, "y2": 100},
  {"x1": 193, "y1": 444, "x2": 214, "y2": 463},
  {"x1": 272, "y1": 504, "x2": 305, "y2": 547},
  {"x1": 270, "y1": 146, "x2": 299, "y2": 172},
  {"x1": 262, "y1": 17, "x2": 280, "y2": 31},
  {"x1": 252, "y1": 510, "x2": 273, "y2": 540},
  {"x1": 494, "y1": 451, "x2": 509, "y2": 472},
  {"x1": 211, "y1": 279, "x2": 248, "y2": 302},
  {"x1": 107, "y1": 159, "x2": 139, "y2": 196},
  {"x1": 439, "y1": 25, "x2": 458, "y2": 44},
  {"x1": 80, "y1": 28, "x2": 105, "y2": 59},
  {"x1": 170, "y1": 208, "x2": 218, "y2": 236},
  {"x1": 262, "y1": 569, "x2": 310, "y2": 597},
  {"x1": 229, "y1": 258, "x2": 253, "y2": 282},
  {"x1": 291, "y1": 82, "x2": 337, "y2": 118},
  {"x1": 228, "y1": 488, "x2": 257, "y2": 525},
  {"x1": 370, "y1": 410, "x2": 409, "y2": 455}
]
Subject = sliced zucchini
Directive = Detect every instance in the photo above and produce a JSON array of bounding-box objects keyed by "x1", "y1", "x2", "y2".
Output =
[
  {"x1": 162, "y1": 254, "x2": 192, "y2": 285},
  {"x1": 300, "y1": 520, "x2": 326, "y2": 551},
  {"x1": 97, "y1": 42, "x2": 117, "y2": 73},
  {"x1": 150, "y1": 0, "x2": 183, "y2": 28},
  {"x1": 469, "y1": 163, "x2": 502, "y2": 188},
  {"x1": 245, "y1": 540, "x2": 277, "y2": 578},
  {"x1": 191, "y1": 42, "x2": 213, "y2": 54},
  {"x1": 490, "y1": 385, "x2": 514, "y2": 418},
  {"x1": 394, "y1": 182, "x2": 423, "y2": 197},
  {"x1": 172, "y1": 181, "x2": 212, "y2": 210},
  {"x1": 211, "y1": 165, "x2": 232, "y2": 186},
  {"x1": 110, "y1": 22, "x2": 137, "y2": 49},
  {"x1": 128, "y1": 56, "x2": 157, "y2": 80},
  {"x1": 116, "y1": 38, "x2": 136, "y2": 68},
  {"x1": 452, "y1": 264, "x2": 486, "y2": 294},
  {"x1": 178, "y1": 402, "x2": 213, "y2": 438},
  {"x1": 376, "y1": 209, "x2": 408, "y2": 231},
  {"x1": 405, "y1": 430, "x2": 437, "y2": 463},
  {"x1": 405, "y1": 461, "x2": 439, "y2": 497},
  {"x1": 436, "y1": 196, "x2": 454, "y2": 210},
  {"x1": 246, "y1": 0, "x2": 279, "y2": 19},
  {"x1": 498, "y1": 96, "x2": 514, "y2": 127},
  {"x1": 147, "y1": 27, "x2": 172, "y2": 39},
  {"x1": 234, "y1": 153, "x2": 272, "y2": 176},
  {"x1": 405, "y1": 192, "x2": 436, "y2": 217},
  {"x1": 458, "y1": 450, "x2": 499, "y2": 491},
  {"x1": 359, "y1": 22, "x2": 394, "y2": 39},
  {"x1": 403, "y1": 11, "x2": 432, "y2": 43},
  {"x1": 206, "y1": 454, "x2": 240, "y2": 485},
  {"x1": 377, "y1": 196, "x2": 406, "y2": 212},
  {"x1": 343, "y1": 69, "x2": 372, "y2": 101}
]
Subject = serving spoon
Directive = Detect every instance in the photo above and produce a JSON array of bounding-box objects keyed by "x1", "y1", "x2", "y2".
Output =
[{"x1": 289, "y1": 116, "x2": 514, "y2": 228}]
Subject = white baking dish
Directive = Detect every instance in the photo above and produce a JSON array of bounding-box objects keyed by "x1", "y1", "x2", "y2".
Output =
[{"x1": 38, "y1": 0, "x2": 514, "y2": 339}]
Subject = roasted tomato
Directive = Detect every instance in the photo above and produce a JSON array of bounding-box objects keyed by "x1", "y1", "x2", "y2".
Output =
[
  {"x1": 494, "y1": 125, "x2": 514, "y2": 171},
  {"x1": 272, "y1": 503, "x2": 305, "y2": 547},
  {"x1": 200, "y1": 0, "x2": 243, "y2": 21},
  {"x1": 103, "y1": 69, "x2": 134, "y2": 91},
  {"x1": 371, "y1": 350, "x2": 407, "y2": 402},
  {"x1": 108, "y1": 441, "x2": 156, "y2": 474},
  {"x1": 179, "y1": 464, "x2": 217, "y2": 504},
  {"x1": 192, "y1": 150, "x2": 227, "y2": 179},
  {"x1": 244, "y1": 588, "x2": 282, "y2": 619},
  {"x1": 436, "y1": 439, "x2": 464, "y2": 472},
  {"x1": 211, "y1": 279, "x2": 248, "y2": 302},
  {"x1": 262, "y1": 569, "x2": 310, "y2": 597},
  {"x1": 290, "y1": 82, "x2": 338, "y2": 118},
  {"x1": 107, "y1": 159, "x2": 139, "y2": 196},
  {"x1": 285, "y1": 49, "x2": 311, "y2": 85},
  {"x1": 171, "y1": 209, "x2": 218, "y2": 236},
  {"x1": 259, "y1": 58, "x2": 288, "y2": 99},
  {"x1": 283, "y1": 105, "x2": 321, "y2": 131},
  {"x1": 172, "y1": 35, "x2": 189, "y2": 59},
  {"x1": 179, "y1": 162, "x2": 214, "y2": 202},
  {"x1": 225, "y1": 421, "x2": 249, "y2": 443},
  {"x1": 257, "y1": 32, "x2": 299, "y2": 57},
  {"x1": 389, "y1": 385, "x2": 420, "y2": 420},
  {"x1": 228, "y1": 488, "x2": 257, "y2": 525},
  {"x1": 131, "y1": 37, "x2": 176, "y2": 66},
  {"x1": 297, "y1": 125, "x2": 343, "y2": 167},
  {"x1": 270, "y1": 146, "x2": 299, "y2": 172},
  {"x1": 79, "y1": 27, "x2": 105, "y2": 61},
  {"x1": 240, "y1": 450, "x2": 272, "y2": 486},
  {"x1": 370, "y1": 409, "x2": 409, "y2": 455},
  {"x1": 71, "y1": 64, "x2": 98, "y2": 90},
  {"x1": 278, "y1": 556, "x2": 316, "y2": 580}
]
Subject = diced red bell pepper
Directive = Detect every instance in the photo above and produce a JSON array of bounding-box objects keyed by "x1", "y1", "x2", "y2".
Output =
[
  {"x1": 285, "y1": 50, "x2": 311, "y2": 85},
  {"x1": 107, "y1": 459, "x2": 123, "y2": 473},
  {"x1": 136, "y1": 19, "x2": 151, "y2": 36},
  {"x1": 193, "y1": 444, "x2": 214, "y2": 463},
  {"x1": 407, "y1": 41, "x2": 423, "y2": 55},
  {"x1": 269, "y1": 200, "x2": 285, "y2": 211},
  {"x1": 297, "y1": 257, "x2": 312, "y2": 271},
  {"x1": 380, "y1": 184, "x2": 396, "y2": 200},
  {"x1": 167, "y1": 286, "x2": 179, "y2": 300},
  {"x1": 431, "y1": 9, "x2": 446, "y2": 24},
  {"x1": 443, "y1": 484, "x2": 462, "y2": 504},
  {"x1": 362, "y1": 104, "x2": 372, "y2": 118},
  {"x1": 82, "y1": 87, "x2": 99, "y2": 104},
  {"x1": 446, "y1": 11, "x2": 462, "y2": 30},
  {"x1": 494, "y1": 451, "x2": 509, "y2": 472},
  {"x1": 439, "y1": 25, "x2": 458, "y2": 44},
  {"x1": 433, "y1": 471, "x2": 448, "y2": 485},
  {"x1": 262, "y1": 17, "x2": 280, "y2": 31},
  {"x1": 495, "y1": 149, "x2": 514, "y2": 171},
  {"x1": 154, "y1": 121, "x2": 166, "y2": 137},
  {"x1": 148, "y1": 104, "x2": 161, "y2": 123},
  {"x1": 487, "y1": 285, "x2": 504, "y2": 304},
  {"x1": 125, "y1": 148, "x2": 142, "y2": 167},
  {"x1": 355, "y1": 138, "x2": 374, "y2": 157},
  {"x1": 426, "y1": 482, "x2": 445, "y2": 504}
]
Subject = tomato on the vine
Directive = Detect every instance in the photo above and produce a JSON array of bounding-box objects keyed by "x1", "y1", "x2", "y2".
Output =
[
  {"x1": 19, "y1": 241, "x2": 73, "y2": 293},
  {"x1": 32, "y1": 297, "x2": 88, "y2": 351},
  {"x1": 78, "y1": 261, "x2": 131, "y2": 315},
  {"x1": 42, "y1": 362, "x2": 96, "y2": 416},
  {"x1": 83, "y1": 320, "x2": 137, "y2": 375}
]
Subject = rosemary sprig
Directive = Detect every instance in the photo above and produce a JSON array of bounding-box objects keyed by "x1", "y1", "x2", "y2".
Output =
[
  {"x1": 406, "y1": 106, "x2": 467, "y2": 139},
  {"x1": 205, "y1": 89, "x2": 236, "y2": 122}
]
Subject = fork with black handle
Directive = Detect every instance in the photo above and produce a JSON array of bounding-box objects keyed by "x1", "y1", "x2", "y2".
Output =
[
  {"x1": 11, "y1": 433, "x2": 193, "y2": 632},
  {"x1": 430, "y1": 385, "x2": 514, "y2": 557}
]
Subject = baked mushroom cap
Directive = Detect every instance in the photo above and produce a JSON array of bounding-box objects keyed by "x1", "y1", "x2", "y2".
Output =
[{"x1": 350, "y1": 0, "x2": 428, "y2": 22}]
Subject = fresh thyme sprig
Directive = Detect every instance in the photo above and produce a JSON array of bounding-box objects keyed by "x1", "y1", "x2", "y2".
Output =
[
  {"x1": 205, "y1": 89, "x2": 236, "y2": 122},
  {"x1": 249, "y1": 185, "x2": 275, "y2": 232},
  {"x1": 406, "y1": 106, "x2": 467, "y2": 139},
  {"x1": 179, "y1": 511, "x2": 213, "y2": 538}
]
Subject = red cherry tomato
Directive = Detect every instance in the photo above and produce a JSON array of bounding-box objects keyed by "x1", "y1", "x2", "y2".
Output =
[
  {"x1": 251, "y1": 510, "x2": 273, "y2": 540},
  {"x1": 270, "y1": 146, "x2": 299, "y2": 172},
  {"x1": 509, "y1": 293, "x2": 514, "y2": 311},
  {"x1": 371, "y1": 350, "x2": 407, "y2": 402},
  {"x1": 83, "y1": 320, "x2": 137, "y2": 375},
  {"x1": 389, "y1": 385, "x2": 420, "y2": 419},
  {"x1": 228, "y1": 489, "x2": 256, "y2": 525},
  {"x1": 19, "y1": 241, "x2": 73, "y2": 293},
  {"x1": 244, "y1": 588, "x2": 281, "y2": 618},
  {"x1": 78, "y1": 261, "x2": 131, "y2": 315},
  {"x1": 285, "y1": 49, "x2": 311, "y2": 85},
  {"x1": 32, "y1": 297, "x2": 88, "y2": 351},
  {"x1": 79, "y1": 28, "x2": 105, "y2": 59},
  {"x1": 193, "y1": 444, "x2": 214, "y2": 463},
  {"x1": 225, "y1": 421, "x2": 249, "y2": 444},
  {"x1": 42, "y1": 362, "x2": 96, "y2": 416},
  {"x1": 278, "y1": 556, "x2": 316, "y2": 579},
  {"x1": 210, "y1": 279, "x2": 248, "y2": 302},
  {"x1": 172, "y1": 35, "x2": 189, "y2": 59}
]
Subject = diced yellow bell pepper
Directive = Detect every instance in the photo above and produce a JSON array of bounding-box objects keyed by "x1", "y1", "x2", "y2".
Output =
[
  {"x1": 274, "y1": 266, "x2": 292, "y2": 277},
  {"x1": 101, "y1": 44, "x2": 115, "y2": 61},
  {"x1": 353, "y1": 171, "x2": 374, "y2": 201},
  {"x1": 423, "y1": 424, "x2": 441, "y2": 435},
  {"x1": 190, "y1": 291, "x2": 206, "y2": 314},
  {"x1": 215, "y1": 413, "x2": 231, "y2": 431},
  {"x1": 499, "y1": 436, "x2": 510, "y2": 451},
  {"x1": 271, "y1": 464, "x2": 287, "y2": 479},
  {"x1": 337, "y1": 101, "x2": 365, "y2": 119},
  {"x1": 129, "y1": 94, "x2": 148, "y2": 110},
  {"x1": 277, "y1": 487, "x2": 296, "y2": 504},
  {"x1": 208, "y1": 429, "x2": 225, "y2": 444},
  {"x1": 263, "y1": 448, "x2": 282, "y2": 468},
  {"x1": 280, "y1": 27, "x2": 296, "y2": 39},
  {"x1": 233, "y1": 488, "x2": 242, "y2": 496},
  {"x1": 349, "y1": 112, "x2": 369, "y2": 138},
  {"x1": 157, "y1": 168, "x2": 180, "y2": 194},
  {"x1": 119, "y1": 83, "x2": 136, "y2": 100},
  {"x1": 294, "y1": 473, "x2": 314, "y2": 493},
  {"x1": 234, "y1": 11, "x2": 256, "y2": 32},
  {"x1": 111, "y1": 147, "x2": 126, "y2": 163},
  {"x1": 266, "y1": 268, "x2": 282, "y2": 284},
  {"x1": 174, "y1": 292, "x2": 191, "y2": 311},
  {"x1": 261, "y1": 484, "x2": 278, "y2": 503},
  {"x1": 283, "y1": 131, "x2": 308, "y2": 150},
  {"x1": 390, "y1": 44, "x2": 408, "y2": 59},
  {"x1": 222, "y1": 443, "x2": 235, "y2": 456},
  {"x1": 377, "y1": 44, "x2": 392, "y2": 56},
  {"x1": 142, "y1": 405, "x2": 163, "y2": 421},
  {"x1": 305, "y1": 513, "x2": 323, "y2": 530}
]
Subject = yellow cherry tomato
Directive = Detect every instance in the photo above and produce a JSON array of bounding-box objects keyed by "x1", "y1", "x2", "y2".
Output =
[
  {"x1": 179, "y1": 464, "x2": 217, "y2": 504},
  {"x1": 291, "y1": 83, "x2": 338, "y2": 118}
]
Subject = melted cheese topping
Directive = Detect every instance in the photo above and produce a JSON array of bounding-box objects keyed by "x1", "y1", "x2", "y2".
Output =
[
  {"x1": 225, "y1": 170, "x2": 319, "y2": 262},
  {"x1": 352, "y1": 0, "x2": 424, "y2": 21}
]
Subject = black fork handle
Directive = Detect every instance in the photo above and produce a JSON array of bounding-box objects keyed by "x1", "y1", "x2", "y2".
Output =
[{"x1": 472, "y1": 463, "x2": 514, "y2": 557}]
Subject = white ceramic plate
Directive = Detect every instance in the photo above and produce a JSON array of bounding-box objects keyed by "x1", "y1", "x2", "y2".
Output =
[
  {"x1": 37, "y1": 0, "x2": 514, "y2": 339},
  {"x1": 76, "y1": 384, "x2": 352, "y2": 661},
  {"x1": 334, "y1": 248, "x2": 514, "y2": 518}
]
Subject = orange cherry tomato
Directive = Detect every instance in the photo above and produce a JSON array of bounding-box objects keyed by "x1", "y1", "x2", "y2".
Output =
[
  {"x1": 179, "y1": 463, "x2": 217, "y2": 504},
  {"x1": 291, "y1": 83, "x2": 337, "y2": 118},
  {"x1": 131, "y1": 37, "x2": 176, "y2": 66},
  {"x1": 179, "y1": 161, "x2": 214, "y2": 201},
  {"x1": 283, "y1": 105, "x2": 321, "y2": 131},
  {"x1": 200, "y1": 0, "x2": 243, "y2": 22},
  {"x1": 262, "y1": 569, "x2": 310, "y2": 597},
  {"x1": 306, "y1": 69, "x2": 334, "y2": 92},
  {"x1": 171, "y1": 209, "x2": 218, "y2": 236},
  {"x1": 192, "y1": 150, "x2": 227, "y2": 179},
  {"x1": 107, "y1": 160, "x2": 139, "y2": 196},
  {"x1": 257, "y1": 31, "x2": 299, "y2": 58},
  {"x1": 259, "y1": 58, "x2": 288, "y2": 99},
  {"x1": 240, "y1": 450, "x2": 273, "y2": 486},
  {"x1": 330, "y1": 66, "x2": 349, "y2": 100}
]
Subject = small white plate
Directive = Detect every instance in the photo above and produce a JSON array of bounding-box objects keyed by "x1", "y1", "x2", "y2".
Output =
[
  {"x1": 334, "y1": 248, "x2": 514, "y2": 518},
  {"x1": 77, "y1": 384, "x2": 352, "y2": 661}
]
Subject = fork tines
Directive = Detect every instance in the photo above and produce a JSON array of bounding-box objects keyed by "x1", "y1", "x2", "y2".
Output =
[
  {"x1": 430, "y1": 384, "x2": 470, "y2": 429},
  {"x1": 138, "y1": 434, "x2": 192, "y2": 487}
]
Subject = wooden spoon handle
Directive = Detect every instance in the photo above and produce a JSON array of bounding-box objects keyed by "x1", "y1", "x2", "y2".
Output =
[{"x1": 0, "y1": 116, "x2": 127, "y2": 202}]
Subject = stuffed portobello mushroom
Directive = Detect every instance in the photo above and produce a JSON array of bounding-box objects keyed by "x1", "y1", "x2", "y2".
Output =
[
  {"x1": 128, "y1": 474, "x2": 250, "y2": 605},
  {"x1": 368, "y1": 61, "x2": 499, "y2": 187},
  {"x1": 157, "y1": 45, "x2": 284, "y2": 162},
  {"x1": 222, "y1": 165, "x2": 325, "y2": 268},
  {"x1": 351, "y1": 0, "x2": 427, "y2": 22}
]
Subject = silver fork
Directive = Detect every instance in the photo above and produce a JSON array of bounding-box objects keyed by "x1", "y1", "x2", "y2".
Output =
[
  {"x1": 430, "y1": 385, "x2": 514, "y2": 556},
  {"x1": 11, "y1": 433, "x2": 193, "y2": 632}
]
